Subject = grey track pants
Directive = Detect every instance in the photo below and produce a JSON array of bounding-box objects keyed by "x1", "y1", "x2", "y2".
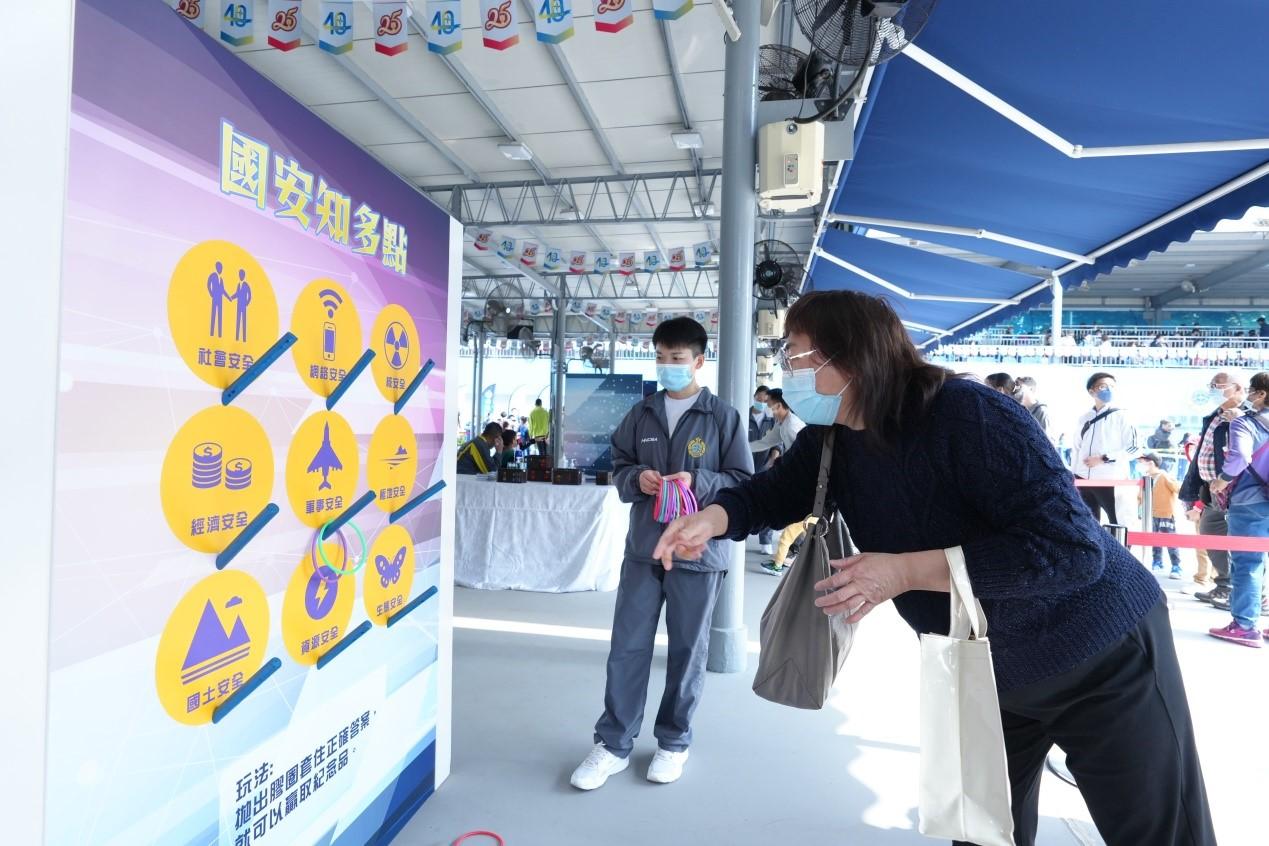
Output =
[{"x1": 593, "y1": 559, "x2": 725, "y2": 758}]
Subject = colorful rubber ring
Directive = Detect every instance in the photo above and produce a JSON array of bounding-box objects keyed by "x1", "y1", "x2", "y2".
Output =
[{"x1": 315, "y1": 521, "x2": 368, "y2": 576}]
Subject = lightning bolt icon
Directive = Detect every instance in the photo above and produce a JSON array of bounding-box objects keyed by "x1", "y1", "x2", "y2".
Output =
[{"x1": 314, "y1": 577, "x2": 330, "y2": 607}]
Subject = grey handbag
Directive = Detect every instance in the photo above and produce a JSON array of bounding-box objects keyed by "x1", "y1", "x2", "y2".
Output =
[{"x1": 752, "y1": 428, "x2": 857, "y2": 709}]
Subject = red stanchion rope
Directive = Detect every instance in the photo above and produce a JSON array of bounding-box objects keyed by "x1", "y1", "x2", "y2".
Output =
[{"x1": 1126, "y1": 532, "x2": 1269, "y2": 553}]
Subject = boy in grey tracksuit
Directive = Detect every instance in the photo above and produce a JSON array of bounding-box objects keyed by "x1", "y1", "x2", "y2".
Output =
[{"x1": 571, "y1": 317, "x2": 753, "y2": 790}]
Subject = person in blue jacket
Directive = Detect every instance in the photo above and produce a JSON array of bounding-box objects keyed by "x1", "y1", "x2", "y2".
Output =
[
  {"x1": 570, "y1": 317, "x2": 753, "y2": 791},
  {"x1": 654, "y1": 291, "x2": 1214, "y2": 846}
]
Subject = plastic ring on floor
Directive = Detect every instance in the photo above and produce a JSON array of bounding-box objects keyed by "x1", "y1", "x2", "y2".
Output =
[{"x1": 452, "y1": 832, "x2": 505, "y2": 846}]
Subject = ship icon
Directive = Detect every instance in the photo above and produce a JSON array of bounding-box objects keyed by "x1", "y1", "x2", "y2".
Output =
[{"x1": 306, "y1": 421, "x2": 344, "y2": 490}]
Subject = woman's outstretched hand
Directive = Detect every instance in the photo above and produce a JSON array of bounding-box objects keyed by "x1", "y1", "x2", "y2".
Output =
[{"x1": 652, "y1": 504, "x2": 729, "y2": 570}]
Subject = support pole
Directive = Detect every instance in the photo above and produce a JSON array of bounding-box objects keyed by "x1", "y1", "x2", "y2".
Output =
[
  {"x1": 609, "y1": 319, "x2": 618, "y2": 375},
  {"x1": 471, "y1": 325, "x2": 485, "y2": 438},
  {"x1": 552, "y1": 287, "x2": 567, "y2": 466},
  {"x1": 708, "y1": 0, "x2": 760, "y2": 674},
  {"x1": 1050, "y1": 274, "x2": 1063, "y2": 362}
]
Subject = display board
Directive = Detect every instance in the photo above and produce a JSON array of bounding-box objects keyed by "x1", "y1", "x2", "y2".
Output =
[
  {"x1": 44, "y1": 2, "x2": 460, "y2": 843},
  {"x1": 562, "y1": 374, "x2": 646, "y2": 470}
]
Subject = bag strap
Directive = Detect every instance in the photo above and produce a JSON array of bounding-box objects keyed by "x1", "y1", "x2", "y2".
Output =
[
  {"x1": 943, "y1": 547, "x2": 988, "y2": 641},
  {"x1": 1080, "y1": 407, "x2": 1119, "y2": 439},
  {"x1": 812, "y1": 428, "x2": 836, "y2": 521}
]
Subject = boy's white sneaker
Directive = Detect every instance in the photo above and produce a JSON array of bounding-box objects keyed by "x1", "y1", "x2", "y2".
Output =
[
  {"x1": 646, "y1": 748, "x2": 689, "y2": 784},
  {"x1": 570, "y1": 744, "x2": 628, "y2": 790}
]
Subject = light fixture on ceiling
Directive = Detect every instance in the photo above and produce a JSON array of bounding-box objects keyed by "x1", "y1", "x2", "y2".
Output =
[
  {"x1": 1184, "y1": 262, "x2": 1198, "y2": 268},
  {"x1": 1181, "y1": 279, "x2": 1197, "y2": 293},
  {"x1": 672, "y1": 131, "x2": 704, "y2": 150},
  {"x1": 498, "y1": 142, "x2": 534, "y2": 161}
]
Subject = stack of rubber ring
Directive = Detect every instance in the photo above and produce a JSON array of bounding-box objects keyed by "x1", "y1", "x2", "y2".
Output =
[
  {"x1": 653, "y1": 476, "x2": 697, "y2": 523},
  {"x1": 311, "y1": 521, "x2": 368, "y2": 582}
]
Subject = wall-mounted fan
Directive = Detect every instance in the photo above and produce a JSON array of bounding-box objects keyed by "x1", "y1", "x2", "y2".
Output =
[
  {"x1": 753, "y1": 239, "x2": 804, "y2": 306},
  {"x1": 791, "y1": 0, "x2": 940, "y2": 123}
]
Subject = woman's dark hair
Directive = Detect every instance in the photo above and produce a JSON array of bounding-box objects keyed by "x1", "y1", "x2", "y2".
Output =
[
  {"x1": 1249, "y1": 371, "x2": 1269, "y2": 397},
  {"x1": 652, "y1": 316, "x2": 707, "y2": 356},
  {"x1": 985, "y1": 373, "x2": 1015, "y2": 393},
  {"x1": 766, "y1": 387, "x2": 790, "y2": 411},
  {"x1": 784, "y1": 290, "x2": 949, "y2": 447}
]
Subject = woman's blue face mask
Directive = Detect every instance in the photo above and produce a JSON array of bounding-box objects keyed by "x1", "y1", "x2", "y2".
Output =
[{"x1": 780, "y1": 349, "x2": 850, "y2": 426}]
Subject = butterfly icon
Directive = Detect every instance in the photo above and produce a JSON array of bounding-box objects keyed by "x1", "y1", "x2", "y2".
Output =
[{"x1": 376, "y1": 547, "x2": 406, "y2": 587}]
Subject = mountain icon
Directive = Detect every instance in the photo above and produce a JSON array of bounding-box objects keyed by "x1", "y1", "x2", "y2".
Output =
[{"x1": 181, "y1": 598, "x2": 251, "y2": 684}]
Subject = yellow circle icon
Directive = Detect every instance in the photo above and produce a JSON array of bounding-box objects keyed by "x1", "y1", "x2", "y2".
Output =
[
  {"x1": 363, "y1": 524, "x2": 416, "y2": 626},
  {"x1": 369, "y1": 305, "x2": 421, "y2": 404},
  {"x1": 286, "y1": 411, "x2": 360, "y2": 527},
  {"x1": 160, "y1": 406, "x2": 274, "y2": 553},
  {"x1": 282, "y1": 545, "x2": 357, "y2": 665},
  {"x1": 367, "y1": 414, "x2": 418, "y2": 513},
  {"x1": 155, "y1": 570, "x2": 269, "y2": 725},
  {"x1": 167, "y1": 240, "x2": 280, "y2": 389},
  {"x1": 290, "y1": 279, "x2": 363, "y2": 397}
]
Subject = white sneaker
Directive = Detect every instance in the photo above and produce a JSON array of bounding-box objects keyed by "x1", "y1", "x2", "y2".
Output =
[
  {"x1": 646, "y1": 748, "x2": 689, "y2": 784},
  {"x1": 570, "y1": 743, "x2": 628, "y2": 790},
  {"x1": 760, "y1": 543, "x2": 773, "y2": 555}
]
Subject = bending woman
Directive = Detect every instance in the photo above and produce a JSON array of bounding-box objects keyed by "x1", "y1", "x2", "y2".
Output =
[{"x1": 653, "y1": 291, "x2": 1214, "y2": 846}]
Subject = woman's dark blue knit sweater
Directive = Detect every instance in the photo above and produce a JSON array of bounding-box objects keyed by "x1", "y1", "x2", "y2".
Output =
[{"x1": 715, "y1": 377, "x2": 1162, "y2": 692}]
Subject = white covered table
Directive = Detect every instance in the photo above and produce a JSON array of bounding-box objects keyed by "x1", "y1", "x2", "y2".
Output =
[{"x1": 454, "y1": 476, "x2": 630, "y2": 592}]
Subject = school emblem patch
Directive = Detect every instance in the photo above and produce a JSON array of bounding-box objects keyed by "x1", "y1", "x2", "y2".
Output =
[{"x1": 687, "y1": 437, "x2": 707, "y2": 459}]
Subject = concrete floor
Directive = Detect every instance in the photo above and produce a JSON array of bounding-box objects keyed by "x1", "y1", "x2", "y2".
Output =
[{"x1": 398, "y1": 547, "x2": 1266, "y2": 846}]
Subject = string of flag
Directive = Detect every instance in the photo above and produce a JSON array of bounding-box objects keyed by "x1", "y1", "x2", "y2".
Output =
[
  {"x1": 473, "y1": 231, "x2": 716, "y2": 276},
  {"x1": 462, "y1": 302, "x2": 721, "y2": 332},
  {"x1": 169, "y1": 1, "x2": 696, "y2": 56}
]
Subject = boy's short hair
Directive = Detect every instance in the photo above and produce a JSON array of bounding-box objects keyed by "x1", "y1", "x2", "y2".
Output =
[
  {"x1": 501, "y1": 429, "x2": 517, "y2": 447},
  {"x1": 1138, "y1": 451, "x2": 1162, "y2": 466},
  {"x1": 652, "y1": 316, "x2": 708, "y2": 357},
  {"x1": 482, "y1": 422, "x2": 503, "y2": 438},
  {"x1": 1016, "y1": 376, "x2": 1037, "y2": 389},
  {"x1": 1087, "y1": 372, "x2": 1115, "y2": 391}
]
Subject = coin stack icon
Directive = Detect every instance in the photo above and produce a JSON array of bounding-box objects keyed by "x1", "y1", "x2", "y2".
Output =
[
  {"x1": 192, "y1": 442, "x2": 223, "y2": 489},
  {"x1": 224, "y1": 458, "x2": 253, "y2": 491}
]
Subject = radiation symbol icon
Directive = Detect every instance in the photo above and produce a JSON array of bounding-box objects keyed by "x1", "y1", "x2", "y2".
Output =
[{"x1": 384, "y1": 321, "x2": 409, "y2": 371}]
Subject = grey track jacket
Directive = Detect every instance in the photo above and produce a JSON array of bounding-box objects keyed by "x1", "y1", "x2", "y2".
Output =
[{"x1": 610, "y1": 388, "x2": 754, "y2": 572}]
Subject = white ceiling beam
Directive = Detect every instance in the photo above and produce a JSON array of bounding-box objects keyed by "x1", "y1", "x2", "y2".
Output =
[
  {"x1": 827, "y1": 213, "x2": 1094, "y2": 265},
  {"x1": 812, "y1": 248, "x2": 1018, "y2": 305},
  {"x1": 297, "y1": 15, "x2": 478, "y2": 181}
]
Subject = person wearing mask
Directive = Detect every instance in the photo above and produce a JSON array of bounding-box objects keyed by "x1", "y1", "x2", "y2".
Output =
[
  {"x1": 1180, "y1": 372, "x2": 1249, "y2": 607},
  {"x1": 1072, "y1": 372, "x2": 1139, "y2": 526},
  {"x1": 529, "y1": 399, "x2": 551, "y2": 454},
  {"x1": 749, "y1": 389, "x2": 809, "y2": 576},
  {"x1": 569, "y1": 317, "x2": 752, "y2": 791},
  {"x1": 748, "y1": 385, "x2": 777, "y2": 554},
  {"x1": 456, "y1": 422, "x2": 504, "y2": 475},
  {"x1": 985, "y1": 372, "x2": 1015, "y2": 395},
  {"x1": 1207, "y1": 371, "x2": 1269, "y2": 645},
  {"x1": 1137, "y1": 452, "x2": 1184, "y2": 579},
  {"x1": 1012, "y1": 376, "x2": 1056, "y2": 448},
  {"x1": 653, "y1": 291, "x2": 1212, "y2": 846}
]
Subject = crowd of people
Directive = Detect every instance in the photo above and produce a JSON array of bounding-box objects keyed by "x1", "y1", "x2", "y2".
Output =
[{"x1": 979, "y1": 367, "x2": 1269, "y2": 647}]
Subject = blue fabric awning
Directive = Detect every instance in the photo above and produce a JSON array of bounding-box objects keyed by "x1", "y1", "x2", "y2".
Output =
[{"x1": 807, "y1": 0, "x2": 1269, "y2": 344}]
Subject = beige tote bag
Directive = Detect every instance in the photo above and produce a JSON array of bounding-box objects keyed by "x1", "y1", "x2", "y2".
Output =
[{"x1": 918, "y1": 546, "x2": 1015, "y2": 846}]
